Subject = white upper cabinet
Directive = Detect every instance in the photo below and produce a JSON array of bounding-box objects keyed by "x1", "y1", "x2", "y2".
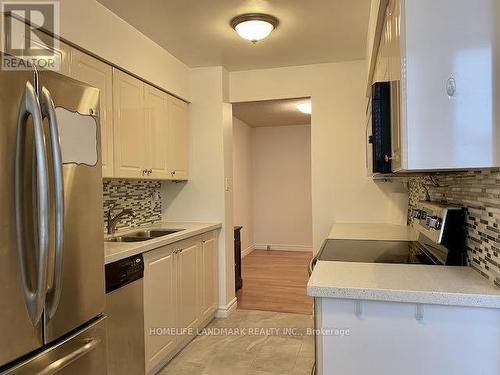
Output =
[
  {"x1": 69, "y1": 49, "x2": 114, "y2": 177},
  {"x1": 113, "y1": 69, "x2": 189, "y2": 180},
  {"x1": 373, "y1": 0, "x2": 500, "y2": 171},
  {"x1": 144, "y1": 84, "x2": 171, "y2": 179},
  {"x1": 167, "y1": 96, "x2": 189, "y2": 180},
  {"x1": 402, "y1": 0, "x2": 499, "y2": 170},
  {"x1": 388, "y1": 0, "x2": 403, "y2": 172},
  {"x1": 373, "y1": 6, "x2": 390, "y2": 84},
  {"x1": 112, "y1": 69, "x2": 147, "y2": 178}
]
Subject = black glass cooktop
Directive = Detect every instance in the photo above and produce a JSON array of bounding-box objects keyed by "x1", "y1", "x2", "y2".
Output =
[{"x1": 318, "y1": 239, "x2": 440, "y2": 265}]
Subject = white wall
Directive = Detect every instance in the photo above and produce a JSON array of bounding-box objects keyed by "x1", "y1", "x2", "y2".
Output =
[
  {"x1": 230, "y1": 61, "x2": 409, "y2": 253},
  {"x1": 252, "y1": 125, "x2": 312, "y2": 251},
  {"x1": 162, "y1": 67, "x2": 235, "y2": 310},
  {"x1": 48, "y1": 0, "x2": 190, "y2": 99},
  {"x1": 232, "y1": 117, "x2": 254, "y2": 254}
]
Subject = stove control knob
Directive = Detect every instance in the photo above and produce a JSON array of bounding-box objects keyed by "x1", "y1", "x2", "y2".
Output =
[
  {"x1": 427, "y1": 216, "x2": 442, "y2": 230},
  {"x1": 411, "y1": 208, "x2": 422, "y2": 219}
]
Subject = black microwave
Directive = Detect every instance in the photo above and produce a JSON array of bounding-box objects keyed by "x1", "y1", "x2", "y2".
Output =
[{"x1": 370, "y1": 82, "x2": 392, "y2": 173}]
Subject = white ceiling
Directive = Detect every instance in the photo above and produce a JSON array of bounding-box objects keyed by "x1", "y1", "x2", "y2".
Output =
[
  {"x1": 233, "y1": 98, "x2": 311, "y2": 127},
  {"x1": 97, "y1": 0, "x2": 371, "y2": 71}
]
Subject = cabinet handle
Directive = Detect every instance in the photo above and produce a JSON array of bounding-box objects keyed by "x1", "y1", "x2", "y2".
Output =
[
  {"x1": 415, "y1": 304, "x2": 424, "y2": 321},
  {"x1": 171, "y1": 171, "x2": 176, "y2": 176},
  {"x1": 142, "y1": 169, "x2": 147, "y2": 176},
  {"x1": 354, "y1": 301, "x2": 363, "y2": 317}
]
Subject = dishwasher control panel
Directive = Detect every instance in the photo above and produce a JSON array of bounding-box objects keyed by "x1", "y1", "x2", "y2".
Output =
[{"x1": 105, "y1": 254, "x2": 144, "y2": 293}]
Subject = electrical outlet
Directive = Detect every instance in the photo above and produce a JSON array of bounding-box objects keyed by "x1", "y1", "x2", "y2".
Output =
[{"x1": 150, "y1": 191, "x2": 159, "y2": 210}]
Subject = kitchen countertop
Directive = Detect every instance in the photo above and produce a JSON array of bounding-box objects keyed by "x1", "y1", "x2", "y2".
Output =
[
  {"x1": 104, "y1": 221, "x2": 221, "y2": 264},
  {"x1": 307, "y1": 222, "x2": 500, "y2": 309},
  {"x1": 308, "y1": 261, "x2": 500, "y2": 308}
]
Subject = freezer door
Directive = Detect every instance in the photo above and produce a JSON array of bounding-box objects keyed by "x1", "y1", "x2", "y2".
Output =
[
  {"x1": 2, "y1": 317, "x2": 107, "y2": 375},
  {"x1": 38, "y1": 71, "x2": 105, "y2": 343},
  {"x1": 0, "y1": 68, "x2": 44, "y2": 366}
]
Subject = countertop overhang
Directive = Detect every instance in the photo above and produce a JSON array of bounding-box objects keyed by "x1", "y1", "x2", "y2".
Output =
[
  {"x1": 308, "y1": 260, "x2": 500, "y2": 309},
  {"x1": 104, "y1": 221, "x2": 222, "y2": 264}
]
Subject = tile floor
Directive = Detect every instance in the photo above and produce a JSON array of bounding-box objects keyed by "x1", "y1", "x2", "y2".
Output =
[{"x1": 159, "y1": 310, "x2": 315, "y2": 375}]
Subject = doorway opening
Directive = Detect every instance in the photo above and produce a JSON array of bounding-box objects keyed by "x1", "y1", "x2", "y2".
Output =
[{"x1": 232, "y1": 97, "x2": 313, "y2": 315}]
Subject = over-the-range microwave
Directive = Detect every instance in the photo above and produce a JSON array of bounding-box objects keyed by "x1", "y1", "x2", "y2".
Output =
[{"x1": 370, "y1": 82, "x2": 392, "y2": 174}]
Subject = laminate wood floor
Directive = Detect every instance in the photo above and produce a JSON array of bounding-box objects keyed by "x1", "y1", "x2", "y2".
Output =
[{"x1": 236, "y1": 250, "x2": 313, "y2": 315}]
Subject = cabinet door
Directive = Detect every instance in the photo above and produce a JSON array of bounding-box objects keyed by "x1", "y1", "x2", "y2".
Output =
[
  {"x1": 177, "y1": 242, "x2": 200, "y2": 332},
  {"x1": 372, "y1": 4, "x2": 390, "y2": 84},
  {"x1": 70, "y1": 49, "x2": 114, "y2": 177},
  {"x1": 112, "y1": 69, "x2": 147, "y2": 178},
  {"x1": 167, "y1": 96, "x2": 189, "y2": 180},
  {"x1": 388, "y1": 0, "x2": 401, "y2": 82},
  {"x1": 143, "y1": 247, "x2": 178, "y2": 373},
  {"x1": 403, "y1": 0, "x2": 499, "y2": 169},
  {"x1": 200, "y1": 234, "x2": 218, "y2": 320},
  {"x1": 388, "y1": 0, "x2": 403, "y2": 171},
  {"x1": 144, "y1": 84, "x2": 170, "y2": 179},
  {"x1": 372, "y1": 30, "x2": 386, "y2": 84}
]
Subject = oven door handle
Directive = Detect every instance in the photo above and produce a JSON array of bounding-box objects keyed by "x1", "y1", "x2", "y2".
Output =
[{"x1": 308, "y1": 255, "x2": 318, "y2": 276}]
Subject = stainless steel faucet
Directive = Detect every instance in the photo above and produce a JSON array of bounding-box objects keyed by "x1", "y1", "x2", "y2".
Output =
[{"x1": 107, "y1": 204, "x2": 135, "y2": 235}]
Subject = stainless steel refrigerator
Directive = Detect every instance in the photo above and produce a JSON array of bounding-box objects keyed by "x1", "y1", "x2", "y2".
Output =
[{"x1": 0, "y1": 56, "x2": 107, "y2": 374}]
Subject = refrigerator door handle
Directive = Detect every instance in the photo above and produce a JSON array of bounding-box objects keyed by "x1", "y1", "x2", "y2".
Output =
[
  {"x1": 40, "y1": 87, "x2": 64, "y2": 320},
  {"x1": 15, "y1": 81, "x2": 50, "y2": 326}
]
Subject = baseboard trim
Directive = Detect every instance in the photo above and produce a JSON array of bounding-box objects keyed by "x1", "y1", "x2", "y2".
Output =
[
  {"x1": 254, "y1": 243, "x2": 313, "y2": 252},
  {"x1": 215, "y1": 297, "x2": 237, "y2": 318},
  {"x1": 241, "y1": 244, "x2": 255, "y2": 258}
]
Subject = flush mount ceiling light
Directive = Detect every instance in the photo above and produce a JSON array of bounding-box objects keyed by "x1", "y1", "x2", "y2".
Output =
[
  {"x1": 230, "y1": 13, "x2": 279, "y2": 43},
  {"x1": 296, "y1": 102, "x2": 312, "y2": 114}
]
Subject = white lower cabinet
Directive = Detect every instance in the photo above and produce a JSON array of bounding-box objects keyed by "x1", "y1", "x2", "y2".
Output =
[
  {"x1": 143, "y1": 231, "x2": 218, "y2": 374},
  {"x1": 316, "y1": 298, "x2": 500, "y2": 375},
  {"x1": 200, "y1": 234, "x2": 218, "y2": 321},
  {"x1": 143, "y1": 244, "x2": 177, "y2": 374},
  {"x1": 177, "y1": 241, "x2": 201, "y2": 333}
]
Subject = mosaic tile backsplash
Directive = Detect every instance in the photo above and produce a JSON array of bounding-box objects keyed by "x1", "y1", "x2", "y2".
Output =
[
  {"x1": 408, "y1": 169, "x2": 500, "y2": 286},
  {"x1": 103, "y1": 180, "x2": 162, "y2": 233}
]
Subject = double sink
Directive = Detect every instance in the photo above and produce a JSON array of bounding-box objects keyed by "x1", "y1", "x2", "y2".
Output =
[{"x1": 106, "y1": 228, "x2": 184, "y2": 243}]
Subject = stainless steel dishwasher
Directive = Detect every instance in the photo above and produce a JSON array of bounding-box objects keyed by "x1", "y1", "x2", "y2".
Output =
[{"x1": 105, "y1": 254, "x2": 145, "y2": 375}]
